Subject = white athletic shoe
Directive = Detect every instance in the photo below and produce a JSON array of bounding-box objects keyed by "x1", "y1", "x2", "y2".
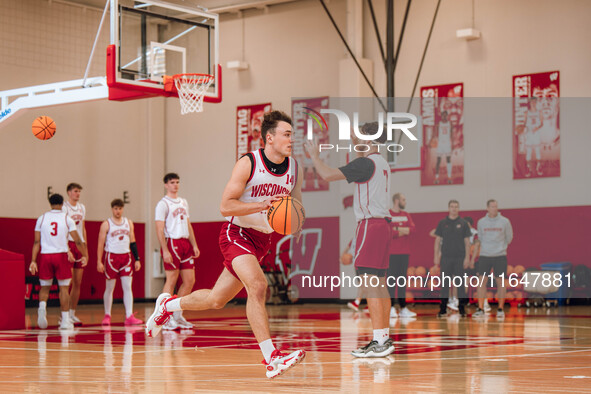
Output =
[
  {"x1": 389, "y1": 307, "x2": 398, "y2": 318},
  {"x1": 399, "y1": 307, "x2": 417, "y2": 318},
  {"x1": 351, "y1": 338, "x2": 395, "y2": 358},
  {"x1": 37, "y1": 308, "x2": 48, "y2": 329},
  {"x1": 447, "y1": 297, "x2": 459, "y2": 311},
  {"x1": 484, "y1": 300, "x2": 492, "y2": 312},
  {"x1": 70, "y1": 314, "x2": 82, "y2": 325},
  {"x1": 145, "y1": 293, "x2": 176, "y2": 338},
  {"x1": 175, "y1": 315, "x2": 194, "y2": 329},
  {"x1": 263, "y1": 349, "x2": 306, "y2": 379},
  {"x1": 59, "y1": 318, "x2": 74, "y2": 330},
  {"x1": 347, "y1": 302, "x2": 360, "y2": 312}
]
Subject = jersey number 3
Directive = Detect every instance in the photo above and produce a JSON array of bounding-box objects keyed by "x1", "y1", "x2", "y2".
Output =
[{"x1": 50, "y1": 222, "x2": 58, "y2": 236}]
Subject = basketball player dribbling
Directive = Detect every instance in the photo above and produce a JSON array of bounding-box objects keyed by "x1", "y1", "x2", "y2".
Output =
[
  {"x1": 305, "y1": 122, "x2": 395, "y2": 358},
  {"x1": 30, "y1": 194, "x2": 88, "y2": 330},
  {"x1": 62, "y1": 182, "x2": 87, "y2": 325},
  {"x1": 155, "y1": 173, "x2": 200, "y2": 330},
  {"x1": 434, "y1": 111, "x2": 453, "y2": 184},
  {"x1": 97, "y1": 199, "x2": 143, "y2": 326},
  {"x1": 146, "y1": 111, "x2": 306, "y2": 378}
]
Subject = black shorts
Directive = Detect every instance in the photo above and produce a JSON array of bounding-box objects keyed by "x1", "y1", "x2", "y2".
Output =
[
  {"x1": 478, "y1": 256, "x2": 507, "y2": 277},
  {"x1": 356, "y1": 267, "x2": 388, "y2": 277}
]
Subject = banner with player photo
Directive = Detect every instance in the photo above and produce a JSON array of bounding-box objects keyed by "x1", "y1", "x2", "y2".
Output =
[
  {"x1": 420, "y1": 83, "x2": 465, "y2": 186},
  {"x1": 236, "y1": 103, "x2": 272, "y2": 161},
  {"x1": 292, "y1": 97, "x2": 330, "y2": 191},
  {"x1": 513, "y1": 71, "x2": 560, "y2": 179}
]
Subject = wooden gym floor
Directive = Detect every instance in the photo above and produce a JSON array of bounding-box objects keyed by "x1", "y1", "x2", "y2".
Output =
[{"x1": 1, "y1": 303, "x2": 591, "y2": 392}]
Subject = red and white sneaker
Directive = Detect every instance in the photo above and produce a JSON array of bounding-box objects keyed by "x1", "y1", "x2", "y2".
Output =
[
  {"x1": 125, "y1": 313, "x2": 143, "y2": 326},
  {"x1": 263, "y1": 349, "x2": 306, "y2": 379},
  {"x1": 145, "y1": 293, "x2": 176, "y2": 338}
]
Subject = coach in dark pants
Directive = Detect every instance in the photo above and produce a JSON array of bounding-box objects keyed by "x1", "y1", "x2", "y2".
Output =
[{"x1": 434, "y1": 200, "x2": 471, "y2": 317}]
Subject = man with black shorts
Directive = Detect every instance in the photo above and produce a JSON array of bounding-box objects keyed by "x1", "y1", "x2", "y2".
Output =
[
  {"x1": 305, "y1": 122, "x2": 394, "y2": 358},
  {"x1": 146, "y1": 111, "x2": 305, "y2": 378},
  {"x1": 474, "y1": 199, "x2": 513, "y2": 319},
  {"x1": 434, "y1": 200, "x2": 471, "y2": 317}
]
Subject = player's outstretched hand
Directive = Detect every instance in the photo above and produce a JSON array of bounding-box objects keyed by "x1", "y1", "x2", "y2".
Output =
[
  {"x1": 303, "y1": 138, "x2": 320, "y2": 160},
  {"x1": 29, "y1": 261, "x2": 38, "y2": 275}
]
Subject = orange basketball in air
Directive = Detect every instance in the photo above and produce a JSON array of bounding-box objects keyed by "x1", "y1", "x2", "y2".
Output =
[
  {"x1": 32, "y1": 116, "x2": 56, "y2": 140},
  {"x1": 267, "y1": 196, "x2": 305, "y2": 235}
]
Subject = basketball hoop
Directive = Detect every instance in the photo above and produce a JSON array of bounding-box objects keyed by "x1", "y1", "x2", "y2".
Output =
[{"x1": 172, "y1": 73, "x2": 214, "y2": 114}]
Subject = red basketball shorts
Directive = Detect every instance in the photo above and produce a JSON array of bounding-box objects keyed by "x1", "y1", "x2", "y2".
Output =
[
  {"x1": 68, "y1": 241, "x2": 84, "y2": 269},
  {"x1": 354, "y1": 218, "x2": 392, "y2": 271},
  {"x1": 162, "y1": 238, "x2": 195, "y2": 271},
  {"x1": 103, "y1": 252, "x2": 133, "y2": 280},
  {"x1": 219, "y1": 221, "x2": 271, "y2": 280},
  {"x1": 39, "y1": 253, "x2": 71, "y2": 282}
]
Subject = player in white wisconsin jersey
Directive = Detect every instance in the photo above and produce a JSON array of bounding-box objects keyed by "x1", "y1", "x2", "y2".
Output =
[
  {"x1": 305, "y1": 122, "x2": 394, "y2": 359},
  {"x1": 97, "y1": 199, "x2": 143, "y2": 326},
  {"x1": 29, "y1": 194, "x2": 88, "y2": 330},
  {"x1": 155, "y1": 173, "x2": 200, "y2": 330},
  {"x1": 434, "y1": 111, "x2": 454, "y2": 184},
  {"x1": 62, "y1": 182, "x2": 88, "y2": 325},
  {"x1": 146, "y1": 111, "x2": 306, "y2": 379}
]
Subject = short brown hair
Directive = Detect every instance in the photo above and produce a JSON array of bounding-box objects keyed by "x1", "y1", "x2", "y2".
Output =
[
  {"x1": 361, "y1": 122, "x2": 387, "y2": 144},
  {"x1": 67, "y1": 182, "x2": 82, "y2": 191},
  {"x1": 448, "y1": 199, "x2": 459, "y2": 207},
  {"x1": 261, "y1": 111, "x2": 292, "y2": 143},
  {"x1": 487, "y1": 199, "x2": 497, "y2": 207},
  {"x1": 111, "y1": 199, "x2": 124, "y2": 208},
  {"x1": 392, "y1": 193, "x2": 403, "y2": 203}
]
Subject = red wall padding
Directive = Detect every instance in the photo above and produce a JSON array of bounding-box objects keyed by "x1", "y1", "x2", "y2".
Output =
[{"x1": 1, "y1": 205, "x2": 589, "y2": 301}]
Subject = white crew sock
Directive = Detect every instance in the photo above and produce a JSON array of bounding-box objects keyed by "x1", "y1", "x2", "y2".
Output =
[
  {"x1": 259, "y1": 339, "x2": 276, "y2": 363},
  {"x1": 69, "y1": 309, "x2": 76, "y2": 317},
  {"x1": 61, "y1": 311, "x2": 70, "y2": 323},
  {"x1": 166, "y1": 298, "x2": 182, "y2": 312},
  {"x1": 39, "y1": 301, "x2": 47, "y2": 310},
  {"x1": 373, "y1": 328, "x2": 390, "y2": 345}
]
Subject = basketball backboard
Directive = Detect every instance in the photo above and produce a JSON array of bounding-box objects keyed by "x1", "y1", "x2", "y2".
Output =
[{"x1": 107, "y1": 0, "x2": 221, "y2": 102}]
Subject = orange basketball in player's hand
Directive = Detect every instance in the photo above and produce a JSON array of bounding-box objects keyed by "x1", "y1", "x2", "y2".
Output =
[
  {"x1": 267, "y1": 196, "x2": 305, "y2": 235},
  {"x1": 32, "y1": 116, "x2": 56, "y2": 140},
  {"x1": 340, "y1": 253, "x2": 353, "y2": 266}
]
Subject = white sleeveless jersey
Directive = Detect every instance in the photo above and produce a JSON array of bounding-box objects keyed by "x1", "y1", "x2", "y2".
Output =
[
  {"x1": 227, "y1": 149, "x2": 297, "y2": 233},
  {"x1": 105, "y1": 217, "x2": 131, "y2": 254},
  {"x1": 62, "y1": 201, "x2": 86, "y2": 242},
  {"x1": 353, "y1": 153, "x2": 391, "y2": 221},
  {"x1": 35, "y1": 210, "x2": 77, "y2": 254},
  {"x1": 438, "y1": 121, "x2": 451, "y2": 144},
  {"x1": 155, "y1": 196, "x2": 190, "y2": 239}
]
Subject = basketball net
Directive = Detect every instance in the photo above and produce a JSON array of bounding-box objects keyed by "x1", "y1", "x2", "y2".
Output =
[{"x1": 173, "y1": 73, "x2": 214, "y2": 114}]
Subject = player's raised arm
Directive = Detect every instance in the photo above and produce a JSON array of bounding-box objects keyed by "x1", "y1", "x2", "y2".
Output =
[
  {"x1": 220, "y1": 155, "x2": 280, "y2": 217},
  {"x1": 303, "y1": 139, "x2": 346, "y2": 181}
]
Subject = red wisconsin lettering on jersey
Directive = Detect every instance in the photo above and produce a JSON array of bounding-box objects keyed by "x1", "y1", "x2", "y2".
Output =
[
  {"x1": 70, "y1": 214, "x2": 83, "y2": 225},
  {"x1": 172, "y1": 208, "x2": 187, "y2": 218},
  {"x1": 111, "y1": 229, "x2": 130, "y2": 237},
  {"x1": 250, "y1": 184, "x2": 289, "y2": 198}
]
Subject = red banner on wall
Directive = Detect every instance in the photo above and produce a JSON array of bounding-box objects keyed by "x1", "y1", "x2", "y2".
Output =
[
  {"x1": 292, "y1": 97, "x2": 329, "y2": 191},
  {"x1": 513, "y1": 71, "x2": 560, "y2": 179},
  {"x1": 236, "y1": 103, "x2": 272, "y2": 160},
  {"x1": 420, "y1": 83, "x2": 464, "y2": 186}
]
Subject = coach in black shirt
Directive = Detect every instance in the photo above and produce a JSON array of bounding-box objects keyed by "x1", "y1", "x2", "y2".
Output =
[{"x1": 434, "y1": 199, "x2": 471, "y2": 317}]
